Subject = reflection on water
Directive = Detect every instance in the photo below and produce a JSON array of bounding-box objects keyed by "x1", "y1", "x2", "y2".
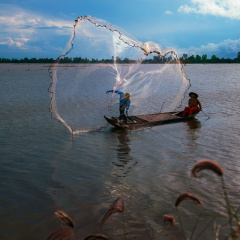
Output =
[
  {"x1": 2, "y1": 64, "x2": 240, "y2": 239},
  {"x1": 183, "y1": 119, "x2": 202, "y2": 154},
  {"x1": 186, "y1": 119, "x2": 202, "y2": 129},
  {"x1": 111, "y1": 129, "x2": 137, "y2": 177}
]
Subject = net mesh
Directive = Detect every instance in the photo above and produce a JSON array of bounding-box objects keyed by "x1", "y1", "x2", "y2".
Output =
[{"x1": 49, "y1": 16, "x2": 190, "y2": 134}]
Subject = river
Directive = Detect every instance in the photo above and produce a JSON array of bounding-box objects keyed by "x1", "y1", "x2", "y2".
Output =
[{"x1": 1, "y1": 63, "x2": 240, "y2": 239}]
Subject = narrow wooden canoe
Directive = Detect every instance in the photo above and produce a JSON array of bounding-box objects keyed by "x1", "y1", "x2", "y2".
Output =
[{"x1": 104, "y1": 111, "x2": 199, "y2": 130}]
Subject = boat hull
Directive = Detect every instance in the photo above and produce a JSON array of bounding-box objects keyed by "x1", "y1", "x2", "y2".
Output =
[{"x1": 104, "y1": 111, "x2": 198, "y2": 130}]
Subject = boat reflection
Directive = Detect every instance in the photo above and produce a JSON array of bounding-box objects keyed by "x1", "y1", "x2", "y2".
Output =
[
  {"x1": 111, "y1": 129, "x2": 137, "y2": 177},
  {"x1": 183, "y1": 118, "x2": 202, "y2": 154},
  {"x1": 186, "y1": 118, "x2": 202, "y2": 129}
]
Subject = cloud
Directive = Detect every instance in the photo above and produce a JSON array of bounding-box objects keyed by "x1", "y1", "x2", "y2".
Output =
[
  {"x1": 165, "y1": 10, "x2": 173, "y2": 15},
  {"x1": 0, "y1": 3, "x2": 73, "y2": 55},
  {"x1": 178, "y1": 0, "x2": 240, "y2": 20},
  {"x1": 177, "y1": 38, "x2": 240, "y2": 58},
  {"x1": 0, "y1": 37, "x2": 28, "y2": 48}
]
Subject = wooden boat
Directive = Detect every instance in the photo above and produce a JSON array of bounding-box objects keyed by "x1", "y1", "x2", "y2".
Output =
[{"x1": 104, "y1": 111, "x2": 199, "y2": 130}]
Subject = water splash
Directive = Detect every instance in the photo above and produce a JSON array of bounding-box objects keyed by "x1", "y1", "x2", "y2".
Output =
[{"x1": 49, "y1": 16, "x2": 190, "y2": 134}]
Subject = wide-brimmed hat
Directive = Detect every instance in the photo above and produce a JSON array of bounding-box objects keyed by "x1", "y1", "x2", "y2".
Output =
[
  {"x1": 123, "y1": 92, "x2": 130, "y2": 99},
  {"x1": 189, "y1": 92, "x2": 198, "y2": 98}
]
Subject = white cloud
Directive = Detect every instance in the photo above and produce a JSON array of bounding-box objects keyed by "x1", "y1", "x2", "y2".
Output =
[
  {"x1": 0, "y1": 4, "x2": 73, "y2": 52},
  {"x1": 0, "y1": 37, "x2": 27, "y2": 48},
  {"x1": 177, "y1": 38, "x2": 240, "y2": 58},
  {"x1": 178, "y1": 0, "x2": 240, "y2": 20},
  {"x1": 165, "y1": 10, "x2": 173, "y2": 15}
]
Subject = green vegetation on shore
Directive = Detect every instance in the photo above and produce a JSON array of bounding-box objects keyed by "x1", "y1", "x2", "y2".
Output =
[
  {"x1": 180, "y1": 52, "x2": 240, "y2": 64},
  {"x1": 1, "y1": 52, "x2": 240, "y2": 64}
]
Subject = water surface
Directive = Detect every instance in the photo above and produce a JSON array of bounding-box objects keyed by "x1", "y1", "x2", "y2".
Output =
[{"x1": 1, "y1": 64, "x2": 240, "y2": 239}]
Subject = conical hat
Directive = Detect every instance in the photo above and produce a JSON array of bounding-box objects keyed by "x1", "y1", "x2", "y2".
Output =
[{"x1": 189, "y1": 92, "x2": 198, "y2": 98}]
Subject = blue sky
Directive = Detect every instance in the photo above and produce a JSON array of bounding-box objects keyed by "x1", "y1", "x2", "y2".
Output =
[{"x1": 0, "y1": 0, "x2": 240, "y2": 59}]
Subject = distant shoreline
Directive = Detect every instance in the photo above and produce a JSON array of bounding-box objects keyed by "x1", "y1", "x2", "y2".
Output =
[
  {"x1": 0, "y1": 62, "x2": 239, "y2": 65},
  {"x1": 1, "y1": 53, "x2": 240, "y2": 64}
]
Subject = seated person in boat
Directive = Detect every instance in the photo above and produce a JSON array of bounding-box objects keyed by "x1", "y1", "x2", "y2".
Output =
[
  {"x1": 182, "y1": 92, "x2": 202, "y2": 117},
  {"x1": 106, "y1": 90, "x2": 131, "y2": 122}
]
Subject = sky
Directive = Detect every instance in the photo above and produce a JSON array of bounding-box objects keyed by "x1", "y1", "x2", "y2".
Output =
[{"x1": 0, "y1": 0, "x2": 240, "y2": 59}]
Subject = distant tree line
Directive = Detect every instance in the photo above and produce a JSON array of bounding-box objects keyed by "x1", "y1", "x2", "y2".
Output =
[
  {"x1": 0, "y1": 57, "x2": 54, "y2": 63},
  {"x1": 1, "y1": 52, "x2": 240, "y2": 64},
  {"x1": 180, "y1": 52, "x2": 240, "y2": 64}
]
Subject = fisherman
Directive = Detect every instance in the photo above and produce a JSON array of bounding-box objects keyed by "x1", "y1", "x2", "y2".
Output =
[
  {"x1": 182, "y1": 92, "x2": 202, "y2": 117},
  {"x1": 106, "y1": 90, "x2": 131, "y2": 122}
]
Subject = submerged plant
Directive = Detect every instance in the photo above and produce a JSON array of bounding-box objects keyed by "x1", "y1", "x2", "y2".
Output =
[
  {"x1": 191, "y1": 159, "x2": 239, "y2": 239},
  {"x1": 191, "y1": 159, "x2": 224, "y2": 177},
  {"x1": 175, "y1": 192, "x2": 202, "y2": 207},
  {"x1": 231, "y1": 222, "x2": 240, "y2": 240},
  {"x1": 100, "y1": 197, "x2": 124, "y2": 228},
  {"x1": 55, "y1": 210, "x2": 75, "y2": 228},
  {"x1": 46, "y1": 210, "x2": 75, "y2": 240},
  {"x1": 45, "y1": 159, "x2": 240, "y2": 239},
  {"x1": 82, "y1": 234, "x2": 110, "y2": 240},
  {"x1": 163, "y1": 214, "x2": 176, "y2": 227},
  {"x1": 46, "y1": 209, "x2": 110, "y2": 240},
  {"x1": 174, "y1": 192, "x2": 203, "y2": 240},
  {"x1": 153, "y1": 214, "x2": 177, "y2": 240},
  {"x1": 46, "y1": 226, "x2": 74, "y2": 240}
]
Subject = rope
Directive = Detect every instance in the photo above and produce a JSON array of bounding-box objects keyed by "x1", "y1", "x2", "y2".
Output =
[{"x1": 201, "y1": 110, "x2": 210, "y2": 120}]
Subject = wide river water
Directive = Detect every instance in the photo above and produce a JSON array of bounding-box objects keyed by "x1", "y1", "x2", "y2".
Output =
[{"x1": 1, "y1": 63, "x2": 240, "y2": 240}]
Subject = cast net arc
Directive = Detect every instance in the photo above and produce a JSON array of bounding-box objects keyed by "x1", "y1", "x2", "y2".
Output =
[{"x1": 48, "y1": 16, "x2": 190, "y2": 134}]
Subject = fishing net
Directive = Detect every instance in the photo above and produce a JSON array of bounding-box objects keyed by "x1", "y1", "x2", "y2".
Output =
[{"x1": 49, "y1": 16, "x2": 190, "y2": 134}]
